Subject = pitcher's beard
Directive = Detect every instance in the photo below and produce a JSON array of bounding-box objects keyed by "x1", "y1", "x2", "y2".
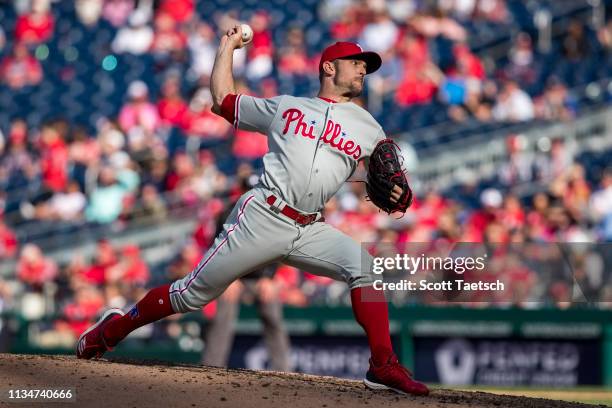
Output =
[
  {"x1": 334, "y1": 77, "x2": 363, "y2": 98},
  {"x1": 341, "y1": 83, "x2": 363, "y2": 98}
]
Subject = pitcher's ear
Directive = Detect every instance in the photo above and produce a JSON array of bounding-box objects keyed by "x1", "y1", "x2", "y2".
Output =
[{"x1": 322, "y1": 60, "x2": 336, "y2": 76}]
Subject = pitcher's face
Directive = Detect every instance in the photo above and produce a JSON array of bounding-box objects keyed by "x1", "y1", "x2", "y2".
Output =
[{"x1": 332, "y1": 59, "x2": 367, "y2": 98}]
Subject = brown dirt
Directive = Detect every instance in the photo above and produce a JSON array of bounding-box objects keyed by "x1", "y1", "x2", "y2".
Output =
[{"x1": 0, "y1": 353, "x2": 605, "y2": 408}]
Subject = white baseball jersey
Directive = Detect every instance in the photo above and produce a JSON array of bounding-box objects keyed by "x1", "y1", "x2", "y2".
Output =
[
  {"x1": 234, "y1": 95, "x2": 385, "y2": 212},
  {"x1": 170, "y1": 94, "x2": 384, "y2": 313}
]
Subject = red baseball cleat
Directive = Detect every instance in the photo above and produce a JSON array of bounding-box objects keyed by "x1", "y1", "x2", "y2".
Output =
[
  {"x1": 76, "y1": 308, "x2": 124, "y2": 360},
  {"x1": 364, "y1": 354, "x2": 429, "y2": 396}
]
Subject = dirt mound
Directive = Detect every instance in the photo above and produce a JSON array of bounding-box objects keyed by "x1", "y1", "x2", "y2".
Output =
[{"x1": 0, "y1": 354, "x2": 604, "y2": 408}]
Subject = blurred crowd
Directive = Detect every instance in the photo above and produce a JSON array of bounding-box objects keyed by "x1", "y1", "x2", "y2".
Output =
[
  {"x1": 0, "y1": 0, "x2": 612, "y2": 347},
  {"x1": 1, "y1": 0, "x2": 611, "y2": 123},
  {"x1": 1, "y1": 137, "x2": 612, "y2": 346}
]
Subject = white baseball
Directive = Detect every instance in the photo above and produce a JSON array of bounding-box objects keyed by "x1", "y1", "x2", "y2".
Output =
[{"x1": 240, "y1": 23, "x2": 253, "y2": 45}]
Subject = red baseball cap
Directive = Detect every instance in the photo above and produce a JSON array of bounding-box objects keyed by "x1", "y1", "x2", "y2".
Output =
[{"x1": 319, "y1": 42, "x2": 382, "y2": 74}]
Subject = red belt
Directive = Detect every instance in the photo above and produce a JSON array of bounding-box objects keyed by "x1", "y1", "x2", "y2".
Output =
[{"x1": 266, "y1": 195, "x2": 322, "y2": 226}]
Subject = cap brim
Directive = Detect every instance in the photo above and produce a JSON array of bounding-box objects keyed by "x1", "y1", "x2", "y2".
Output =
[{"x1": 341, "y1": 51, "x2": 382, "y2": 74}]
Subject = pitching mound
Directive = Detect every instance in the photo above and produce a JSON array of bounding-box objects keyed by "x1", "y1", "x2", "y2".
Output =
[{"x1": 0, "y1": 354, "x2": 605, "y2": 408}]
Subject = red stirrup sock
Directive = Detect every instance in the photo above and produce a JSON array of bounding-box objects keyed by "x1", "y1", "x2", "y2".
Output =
[
  {"x1": 350, "y1": 285, "x2": 394, "y2": 365},
  {"x1": 103, "y1": 284, "x2": 175, "y2": 347}
]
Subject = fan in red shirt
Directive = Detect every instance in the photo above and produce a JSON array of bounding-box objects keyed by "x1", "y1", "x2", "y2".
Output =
[
  {"x1": 157, "y1": 0, "x2": 194, "y2": 24},
  {"x1": 14, "y1": 0, "x2": 55, "y2": 45},
  {"x1": 244, "y1": 11, "x2": 274, "y2": 79},
  {"x1": 157, "y1": 75, "x2": 188, "y2": 128},
  {"x1": 150, "y1": 12, "x2": 187, "y2": 55},
  {"x1": 463, "y1": 188, "x2": 503, "y2": 242},
  {"x1": 82, "y1": 239, "x2": 117, "y2": 286},
  {"x1": 330, "y1": 7, "x2": 364, "y2": 40},
  {"x1": 451, "y1": 43, "x2": 485, "y2": 81},
  {"x1": 180, "y1": 88, "x2": 231, "y2": 139},
  {"x1": 0, "y1": 43, "x2": 43, "y2": 89},
  {"x1": 0, "y1": 217, "x2": 18, "y2": 259},
  {"x1": 17, "y1": 243, "x2": 58, "y2": 291},
  {"x1": 192, "y1": 198, "x2": 225, "y2": 250},
  {"x1": 277, "y1": 27, "x2": 313, "y2": 76},
  {"x1": 59, "y1": 285, "x2": 106, "y2": 339},
  {"x1": 39, "y1": 123, "x2": 69, "y2": 192},
  {"x1": 108, "y1": 244, "x2": 150, "y2": 287},
  {"x1": 395, "y1": 30, "x2": 442, "y2": 106}
]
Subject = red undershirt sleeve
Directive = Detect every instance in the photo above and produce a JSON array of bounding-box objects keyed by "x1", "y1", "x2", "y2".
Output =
[{"x1": 218, "y1": 93, "x2": 238, "y2": 126}]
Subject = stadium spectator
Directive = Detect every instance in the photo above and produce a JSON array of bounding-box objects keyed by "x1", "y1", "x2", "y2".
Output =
[
  {"x1": 492, "y1": 80, "x2": 535, "y2": 122},
  {"x1": 150, "y1": 12, "x2": 187, "y2": 56},
  {"x1": 245, "y1": 11, "x2": 274, "y2": 80},
  {"x1": 157, "y1": 75, "x2": 188, "y2": 128},
  {"x1": 17, "y1": 243, "x2": 58, "y2": 291},
  {"x1": 167, "y1": 240, "x2": 200, "y2": 281},
  {"x1": 181, "y1": 88, "x2": 231, "y2": 140},
  {"x1": 187, "y1": 22, "x2": 217, "y2": 79},
  {"x1": 439, "y1": 44, "x2": 485, "y2": 113},
  {"x1": 133, "y1": 183, "x2": 168, "y2": 223},
  {"x1": 1, "y1": 0, "x2": 612, "y2": 319},
  {"x1": 58, "y1": 284, "x2": 105, "y2": 338},
  {"x1": 164, "y1": 151, "x2": 198, "y2": 204},
  {"x1": 157, "y1": 0, "x2": 194, "y2": 24},
  {"x1": 111, "y1": 9, "x2": 153, "y2": 55},
  {"x1": 0, "y1": 119, "x2": 37, "y2": 190},
  {"x1": 109, "y1": 150, "x2": 140, "y2": 192},
  {"x1": 189, "y1": 150, "x2": 227, "y2": 202},
  {"x1": 82, "y1": 239, "x2": 117, "y2": 286},
  {"x1": 39, "y1": 122, "x2": 69, "y2": 192},
  {"x1": 69, "y1": 127, "x2": 101, "y2": 187},
  {"x1": 0, "y1": 218, "x2": 18, "y2": 259},
  {"x1": 473, "y1": 0, "x2": 509, "y2": 23},
  {"x1": 118, "y1": 80, "x2": 161, "y2": 136},
  {"x1": 0, "y1": 26, "x2": 5, "y2": 53},
  {"x1": 562, "y1": 19, "x2": 591, "y2": 62},
  {"x1": 96, "y1": 120, "x2": 125, "y2": 157},
  {"x1": 47, "y1": 180, "x2": 87, "y2": 221},
  {"x1": 505, "y1": 32, "x2": 537, "y2": 85},
  {"x1": 534, "y1": 78, "x2": 577, "y2": 121},
  {"x1": 85, "y1": 166, "x2": 129, "y2": 224},
  {"x1": 598, "y1": 19, "x2": 612, "y2": 51},
  {"x1": 277, "y1": 27, "x2": 312, "y2": 77},
  {"x1": 232, "y1": 127, "x2": 269, "y2": 161},
  {"x1": 408, "y1": 8, "x2": 467, "y2": 42},
  {"x1": 590, "y1": 168, "x2": 612, "y2": 240},
  {"x1": 498, "y1": 135, "x2": 533, "y2": 186},
  {"x1": 358, "y1": 9, "x2": 399, "y2": 54},
  {"x1": 463, "y1": 188, "x2": 502, "y2": 242},
  {"x1": 394, "y1": 30, "x2": 443, "y2": 106},
  {"x1": 329, "y1": 5, "x2": 364, "y2": 40},
  {"x1": 75, "y1": 0, "x2": 103, "y2": 27},
  {"x1": 106, "y1": 244, "x2": 150, "y2": 287},
  {"x1": 14, "y1": 0, "x2": 54, "y2": 45},
  {"x1": 101, "y1": 0, "x2": 134, "y2": 28},
  {"x1": 0, "y1": 43, "x2": 43, "y2": 89}
]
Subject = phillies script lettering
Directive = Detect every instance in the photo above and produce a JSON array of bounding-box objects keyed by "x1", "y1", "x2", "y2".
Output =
[{"x1": 281, "y1": 108, "x2": 362, "y2": 159}]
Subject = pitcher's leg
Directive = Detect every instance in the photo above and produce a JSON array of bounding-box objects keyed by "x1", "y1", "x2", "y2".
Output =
[
  {"x1": 103, "y1": 284, "x2": 175, "y2": 347},
  {"x1": 284, "y1": 223, "x2": 428, "y2": 395},
  {"x1": 169, "y1": 193, "x2": 290, "y2": 313},
  {"x1": 284, "y1": 224, "x2": 392, "y2": 359},
  {"x1": 78, "y1": 192, "x2": 291, "y2": 359}
]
